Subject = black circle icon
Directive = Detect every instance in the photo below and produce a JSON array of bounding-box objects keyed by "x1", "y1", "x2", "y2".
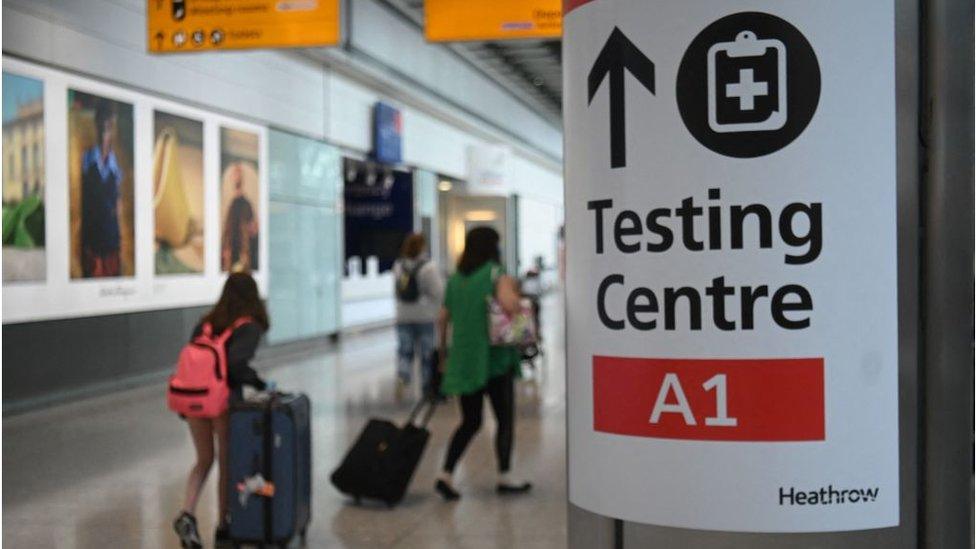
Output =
[{"x1": 676, "y1": 12, "x2": 820, "y2": 158}]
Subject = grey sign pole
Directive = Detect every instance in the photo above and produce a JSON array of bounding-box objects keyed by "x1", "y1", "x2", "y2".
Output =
[
  {"x1": 922, "y1": 0, "x2": 975, "y2": 547},
  {"x1": 566, "y1": 0, "x2": 972, "y2": 545}
]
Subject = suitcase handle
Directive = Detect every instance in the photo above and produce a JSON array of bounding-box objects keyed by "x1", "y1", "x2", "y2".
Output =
[{"x1": 405, "y1": 396, "x2": 438, "y2": 428}]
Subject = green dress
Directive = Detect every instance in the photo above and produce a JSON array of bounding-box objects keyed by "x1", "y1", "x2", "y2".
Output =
[{"x1": 440, "y1": 262, "x2": 521, "y2": 395}]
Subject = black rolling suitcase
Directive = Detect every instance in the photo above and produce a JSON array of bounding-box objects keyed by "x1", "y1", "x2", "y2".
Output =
[
  {"x1": 330, "y1": 397, "x2": 437, "y2": 507},
  {"x1": 227, "y1": 392, "x2": 311, "y2": 547}
]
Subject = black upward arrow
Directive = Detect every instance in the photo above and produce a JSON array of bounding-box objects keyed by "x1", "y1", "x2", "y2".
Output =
[{"x1": 588, "y1": 27, "x2": 656, "y2": 169}]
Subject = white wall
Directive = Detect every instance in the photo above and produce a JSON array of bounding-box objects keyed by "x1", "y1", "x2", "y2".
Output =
[
  {"x1": 2, "y1": 0, "x2": 564, "y2": 328},
  {"x1": 519, "y1": 196, "x2": 564, "y2": 274},
  {"x1": 509, "y1": 154, "x2": 565, "y2": 205}
]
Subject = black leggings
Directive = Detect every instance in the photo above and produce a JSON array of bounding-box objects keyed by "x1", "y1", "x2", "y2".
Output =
[{"x1": 443, "y1": 372, "x2": 515, "y2": 474}]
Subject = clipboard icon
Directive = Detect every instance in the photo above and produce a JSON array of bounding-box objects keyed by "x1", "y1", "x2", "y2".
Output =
[{"x1": 707, "y1": 30, "x2": 787, "y2": 133}]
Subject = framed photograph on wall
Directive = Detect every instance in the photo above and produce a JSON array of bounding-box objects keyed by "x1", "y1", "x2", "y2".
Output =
[
  {"x1": 2, "y1": 56, "x2": 270, "y2": 324},
  {"x1": 2, "y1": 71, "x2": 46, "y2": 283},
  {"x1": 67, "y1": 88, "x2": 135, "y2": 279},
  {"x1": 153, "y1": 110, "x2": 204, "y2": 274},
  {"x1": 220, "y1": 127, "x2": 261, "y2": 273}
]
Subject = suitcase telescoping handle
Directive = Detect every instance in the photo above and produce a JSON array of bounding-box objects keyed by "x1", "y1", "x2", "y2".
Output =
[{"x1": 405, "y1": 395, "x2": 438, "y2": 428}]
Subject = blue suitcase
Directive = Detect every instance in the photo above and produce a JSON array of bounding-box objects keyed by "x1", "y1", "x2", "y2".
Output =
[{"x1": 227, "y1": 393, "x2": 311, "y2": 547}]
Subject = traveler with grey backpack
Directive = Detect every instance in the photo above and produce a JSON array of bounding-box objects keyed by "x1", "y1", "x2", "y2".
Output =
[{"x1": 392, "y1": 233, "x2": 444, "y2": 400}]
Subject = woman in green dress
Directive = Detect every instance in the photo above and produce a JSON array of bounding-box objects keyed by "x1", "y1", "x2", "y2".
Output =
[{"x1": 435, "y1": 226, "x2": 532, "y2": 500}]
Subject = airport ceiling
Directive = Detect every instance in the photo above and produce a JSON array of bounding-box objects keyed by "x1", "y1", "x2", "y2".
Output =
[{"x1": 382, "y1": 0, "x2": 563, "y2": 124}]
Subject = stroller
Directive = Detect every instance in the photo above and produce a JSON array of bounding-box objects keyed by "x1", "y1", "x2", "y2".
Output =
[{"x1": 519, "y1": 270, "x2": 545, "y2": 370}]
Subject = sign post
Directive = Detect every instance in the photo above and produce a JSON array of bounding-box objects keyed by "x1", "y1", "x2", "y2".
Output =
[{"x1": 564, "y1": 0, "x2": 902, "y2": 535}]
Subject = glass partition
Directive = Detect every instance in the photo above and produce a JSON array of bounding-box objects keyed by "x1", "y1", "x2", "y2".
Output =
[{"x1": 267, "y1": 129, "x2": 341, "y2": 344}]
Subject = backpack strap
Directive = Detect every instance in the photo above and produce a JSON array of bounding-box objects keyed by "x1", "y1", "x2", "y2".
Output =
[
  {"x1": 231, "y1": 316, "x2": 255, "y2": 330},
  {"x1": 217, "y1": 316, "x2": 255, "y2": 343},
  {"x1": 407, "y1": 259, "x2": 427, "y2": 276}
]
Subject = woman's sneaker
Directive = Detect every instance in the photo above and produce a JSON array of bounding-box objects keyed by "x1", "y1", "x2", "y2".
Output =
[
  {"x1": 173, "y1": 511, "x2": 203, "y2": 549},
  {"x1": 497, "y1": 473, "x2": 533, "y2": 495},
  {"x1": 435, "y1": 479, "x2": 461, "y2": 501},
  {"x1": 497, "y1": 481, "x2": 533, "y2": 495}
]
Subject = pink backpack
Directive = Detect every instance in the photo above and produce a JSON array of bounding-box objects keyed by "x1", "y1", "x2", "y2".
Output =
[{"x1": 167, "y1": 317, "x2": 252, "y2": 418}]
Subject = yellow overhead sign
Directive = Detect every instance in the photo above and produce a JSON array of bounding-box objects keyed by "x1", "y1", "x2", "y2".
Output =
[
  {"x1": 148, "y1": 0, "x2": 341, "y2": 53},
  {"x1": 424, "y1": 0, "x2": 562, "y2": 42}
]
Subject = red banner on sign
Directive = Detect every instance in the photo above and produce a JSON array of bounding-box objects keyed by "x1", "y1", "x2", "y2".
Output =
[{"x1": 593, "y1": 356, "x2": 824, "y2": 441}]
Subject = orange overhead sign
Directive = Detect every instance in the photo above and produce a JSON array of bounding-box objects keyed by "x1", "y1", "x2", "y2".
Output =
[
  {"x1": 148, "y1": 0, "x2": 340, "y2": 53},
  {"x1": 425, "y1": 0, "x2": 562, "y2": 42}
]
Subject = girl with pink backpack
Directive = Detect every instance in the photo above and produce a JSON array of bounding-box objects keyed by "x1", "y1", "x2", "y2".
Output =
[{"x1": 168, "y1": 273, "x2": 269, "y2": 548}]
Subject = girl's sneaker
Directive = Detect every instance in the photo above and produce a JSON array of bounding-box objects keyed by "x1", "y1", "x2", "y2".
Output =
[{"x1": 173, "y1": 511, "x2": 203, "y2": 549}]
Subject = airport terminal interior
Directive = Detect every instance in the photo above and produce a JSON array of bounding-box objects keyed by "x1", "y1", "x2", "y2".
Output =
[
  {"x1": 4, "y1": 295, "x2": 568, "y2": 548},
  {"x1": 1, "y1": 1, "x2": 973, "y2": 548}
]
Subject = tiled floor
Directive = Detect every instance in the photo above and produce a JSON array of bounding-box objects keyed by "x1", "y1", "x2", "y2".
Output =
[{"x1": 2, "y1": 296, "x2": 567, "y2": 548}]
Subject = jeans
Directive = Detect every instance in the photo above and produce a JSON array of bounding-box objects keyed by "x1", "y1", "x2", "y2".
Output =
[{"x1": 396, "y1": 322, "x2": 435, "y2": 390}]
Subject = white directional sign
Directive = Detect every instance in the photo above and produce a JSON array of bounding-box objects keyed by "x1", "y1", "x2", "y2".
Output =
[{"x1": 564, "y1": 0, "x2": 898, "y2": 532}]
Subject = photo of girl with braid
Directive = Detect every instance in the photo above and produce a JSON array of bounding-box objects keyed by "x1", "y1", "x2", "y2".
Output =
[{"x1": 219, "y1": 128, "x2": 260, "y2": 273}]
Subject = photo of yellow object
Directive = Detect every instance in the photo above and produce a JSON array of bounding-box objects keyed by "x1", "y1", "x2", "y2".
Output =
[{"x1": 153, "y1": 111, "x2": 204, "y2": 274}]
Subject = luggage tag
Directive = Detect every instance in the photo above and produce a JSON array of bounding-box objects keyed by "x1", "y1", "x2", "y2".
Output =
[
  {"x1": 236, "y1": 473, "x2": 276, "y2": 507},
  {"x1": 244, "y1": 382, "x2": 278, "y2": 404},
  {"x1": 707, "y1": 30, "x2": 787, "y2": 133}
]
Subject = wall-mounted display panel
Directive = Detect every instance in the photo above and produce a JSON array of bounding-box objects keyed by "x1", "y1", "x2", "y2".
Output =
[
  {"x1": 2, "y1": 71, "x2": 46, "y2": 283},
  {"x1": 1, "y1": 57, "x2": 268, "y2": 325}
]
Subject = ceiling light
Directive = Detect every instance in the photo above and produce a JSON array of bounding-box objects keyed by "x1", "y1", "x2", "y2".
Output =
[{"x1": 464, "y1": 210, "x2": 497, "y2": 222}]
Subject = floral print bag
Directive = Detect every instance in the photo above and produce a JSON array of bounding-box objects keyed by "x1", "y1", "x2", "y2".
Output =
[{"x1": 486, "y1": 266, "x2": 538, "y2": 347}]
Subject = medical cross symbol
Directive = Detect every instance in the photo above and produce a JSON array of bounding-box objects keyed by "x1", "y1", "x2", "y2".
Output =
[{"x1": 725, "y1": 68, "x2": 768, "y2": 111}]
